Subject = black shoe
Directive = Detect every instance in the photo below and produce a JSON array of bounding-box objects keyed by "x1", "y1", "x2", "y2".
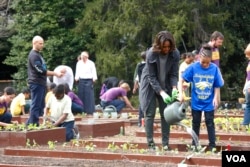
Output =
[
  {"x1": 148, "y1": 143, "x2": 156, "y2": 151},
  {"x1": 208, "y1": 146, "x2": 217, "y2": 153}
]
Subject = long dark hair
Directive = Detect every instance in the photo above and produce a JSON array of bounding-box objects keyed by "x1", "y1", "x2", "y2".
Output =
[
  {"x1": 152, "y1": 31, "x2": 176, "y2": 52},
  {"x1": 63, "y1": 83, "x2": 70, "y2": 94}
]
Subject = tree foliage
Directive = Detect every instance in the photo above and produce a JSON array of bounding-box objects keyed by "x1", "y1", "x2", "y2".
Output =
[
  {"x1": 4, "y1": 0, "x2": 87, "y2": 90},
  {"x1": 75, "y1": 0, "x2": 240, "y2": 100},
  {"x1": 75, "y1": 0, "x2": 193, "y2": 85},
  {"x1": 2, "y1": 0, "x2": 250, "y2": 101}
]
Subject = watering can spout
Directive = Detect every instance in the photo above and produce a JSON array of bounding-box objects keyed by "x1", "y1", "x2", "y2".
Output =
[{"x1": 164, "y1": 101, "x2": 186, "y2": 125}]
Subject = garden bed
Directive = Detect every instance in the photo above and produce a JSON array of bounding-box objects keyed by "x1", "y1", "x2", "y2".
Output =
[
  {"x1": 3, "y1": 147, "x2": 221, "y2": 166},
  {"x1": 3, "y1": 124, "x2": 250, "y2": 167},
  {"x1": 136, "y1": 129, "x2": 250, "y2": 142},
  {"x1": 0, "y1": 127, "x2": 66, "y2": 147},
  {"x1": 1, "y1": 110, "x2": 249, "y2": 167},
  {"x1": 76, "y1": 119, "x2": 125, "y2": 137}
]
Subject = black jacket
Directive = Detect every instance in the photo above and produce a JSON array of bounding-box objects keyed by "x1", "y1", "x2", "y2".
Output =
[
  {"x1": 139, "y1": 47, "x2": 180, "y2": 112},
  {"x1": 27, "y1": 50, "x2": 47, "y2": 86}
]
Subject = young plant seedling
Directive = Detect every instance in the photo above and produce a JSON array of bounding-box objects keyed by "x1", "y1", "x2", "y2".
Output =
[
  {"x1": 32, "y1": 139, "x2": 39, "y2": 148},
  {"x1": 85, "y1": 142, "x2": 96, "y2": 151},
  {"x1": 27, "y1": 123, "x2": 38, "y2": 131},
  {"x1": 62, "y1": 142, "x2": 68, "y2": 147},
  {"x1": 48, "y1": 140, "x2": 57, "y2": 150},
  {"x1": 120, "y1": 142, "x2": 138, "y2": 152},
  {"x1": 18, "y1": 123, "x2": 26, "y2": 131},
  {"x1": 26, "y1": 139, "x2": 31, "y2": 148},
  {"x1": 107, "y1": 142, "x2": 120, "y2": 152},
  {"x1": 72, "y1": 139, "x2": 80, "y2": 147},
  {"x1": 138, "y1": 148, "x2": 147, "y2": 154}
]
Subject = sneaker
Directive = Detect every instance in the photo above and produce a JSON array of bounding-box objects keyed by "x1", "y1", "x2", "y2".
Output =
[
  {"x1": 163, "y1": 145, "x2": 171, "y2": 151},
  {"x1": 73, "y1": 125, "x2": 80, "y2": 140},
  {"x1": 75, "y1": 132, "x2": 80, "y2": 140}
]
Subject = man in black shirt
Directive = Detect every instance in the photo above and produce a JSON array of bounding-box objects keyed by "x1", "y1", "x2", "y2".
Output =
[{"x1": 27, "y1": 35, "x2": 63, "y2": 126}]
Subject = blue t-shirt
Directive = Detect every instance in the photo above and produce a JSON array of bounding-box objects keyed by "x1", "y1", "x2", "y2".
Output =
[{"x1": 182, "y1": 62, "x2": 224, "y2": 111}]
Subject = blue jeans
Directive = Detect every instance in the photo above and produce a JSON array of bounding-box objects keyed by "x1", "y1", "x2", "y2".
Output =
[
  {"x1": 25, "y1": 99, "x2": 32, "y2": 114},
  {"x1": 0, "y1": 111, "x2": 12, "y2": 123},
  {"x1": 192, "y1": 110, "x2": 216, "y2": 149},
  {"x1": 242, "y1": 90, "x2": 250, "y2": 125},
  {"x1": 72, "y1": 102, "x2": 84, "y2": 114},
  {"x1": 101, "y1": 99, "x2": 125, "y2": 113},
  {"x1": 27, "y1": 83, "x2": 46, "y2": 126},
  {"x1": 58, "y1": 121, "x2": 75, "y2": 142}
]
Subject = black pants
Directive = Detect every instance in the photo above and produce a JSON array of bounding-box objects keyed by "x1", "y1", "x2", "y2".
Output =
[
  {"x1": 144, "y1": 94, "x2": 170, "y2": 147},
  {"x1": 192, "y1": 110, "x2": 216, "y2": 149}
]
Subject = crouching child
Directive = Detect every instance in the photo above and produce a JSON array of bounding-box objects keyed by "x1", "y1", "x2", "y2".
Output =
[{"x1": 44, "y1": 84, "x2": 77, "y2": 141}]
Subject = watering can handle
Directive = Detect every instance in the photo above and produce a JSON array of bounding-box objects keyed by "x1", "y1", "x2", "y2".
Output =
[{"x1": 105, "y1": 105, "x2": 117, "y2": 113}]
